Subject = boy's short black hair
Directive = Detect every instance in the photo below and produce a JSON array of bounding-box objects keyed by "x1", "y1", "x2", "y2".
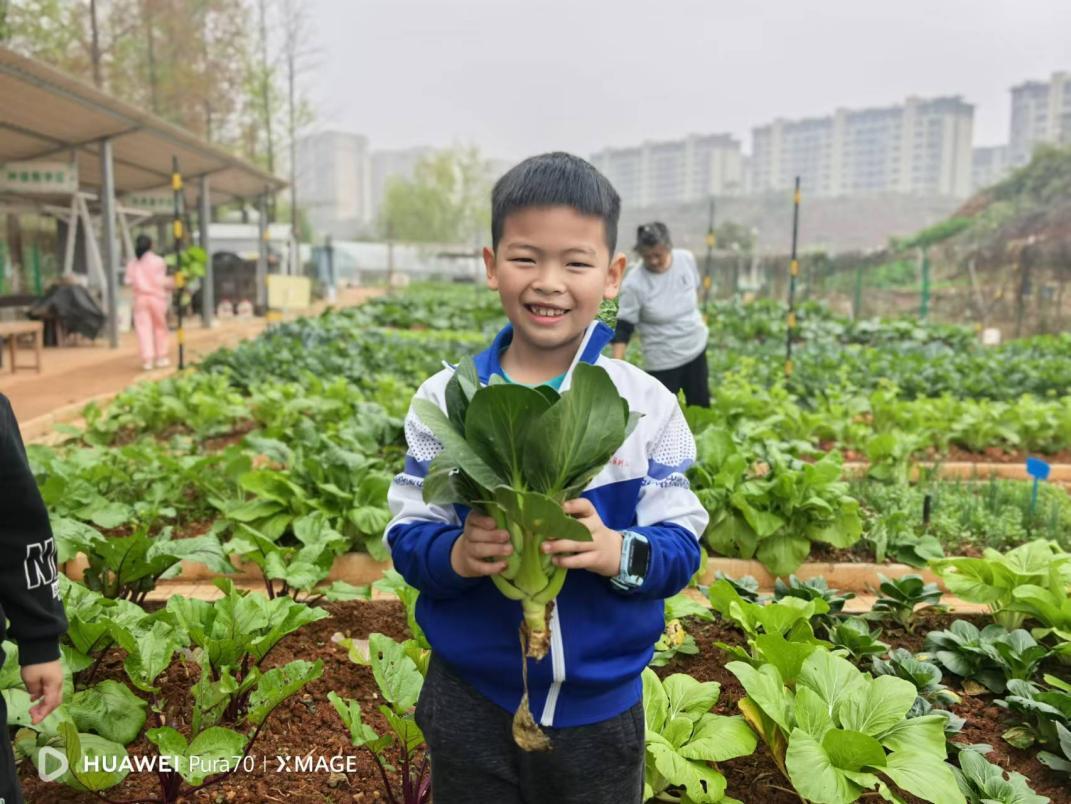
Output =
[{"x1": 491, "y1": 152, "x2": 621, "y2": 254}]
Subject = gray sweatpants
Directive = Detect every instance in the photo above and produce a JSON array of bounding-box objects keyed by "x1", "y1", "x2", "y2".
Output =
[{"x1": 415, "y1": 655, "x2": 645, "y2": 804}]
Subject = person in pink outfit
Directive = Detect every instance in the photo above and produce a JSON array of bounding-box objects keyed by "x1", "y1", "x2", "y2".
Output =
[{"x1": 125, "y1": 235, "x2": 174, "y2": 370}]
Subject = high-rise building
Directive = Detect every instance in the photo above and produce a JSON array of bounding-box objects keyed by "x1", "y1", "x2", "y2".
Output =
[
  {"x1": 294, "y1": 131, "x2": 371, "y2": 239},
  {"x1": 972, "y1": 145, "x2": 1012, "y2": 191},
  {"x1": 368, "y1": 146, "x2": 436, "y2": 226},
  {"x1": 591, "y1": 134, "x2": 743, "y2": 208},
  {"x1": 750, "y1": 96, "x2": 973, "y2": 198},
  {"x1": 1009, "y1": 72, "x2": 1071, "y2": 166}
]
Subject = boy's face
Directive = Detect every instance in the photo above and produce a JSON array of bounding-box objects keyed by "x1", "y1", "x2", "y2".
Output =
[{"x1": 484, "y1": 205, "x2": 625, "y2": 358}]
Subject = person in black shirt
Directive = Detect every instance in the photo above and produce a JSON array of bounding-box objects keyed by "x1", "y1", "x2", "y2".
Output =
[{"x1": 1, "y1": 393, "x2": 67, "y2": 803}]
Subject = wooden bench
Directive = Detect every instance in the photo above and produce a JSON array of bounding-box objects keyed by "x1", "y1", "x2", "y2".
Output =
[{"x1": 0, "y1": 320, "x2": 43, "y2": 373}]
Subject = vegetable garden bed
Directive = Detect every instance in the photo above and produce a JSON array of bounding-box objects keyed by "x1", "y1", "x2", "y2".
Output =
[
  {"x1": 14, "y1": 287, "x2": 1071, "y2": 803},
  {"x1": 62, "y1": 552, "x2": 943, "y2": 594},
  {"x1": 17, "y1": 598, "x2": 1069, "y2": 803}
]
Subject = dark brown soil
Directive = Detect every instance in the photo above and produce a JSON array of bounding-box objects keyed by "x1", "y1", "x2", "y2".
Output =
[
  {"x1": 807, "y1": 541, "x2": 983, "y2": 564},
  {"x1": 18, "y1": 600, "x2": 414, "y2": 804},
  {"x1": 17, "y1": 603, "x2": 1071, "y2": 803},
  {"x1": 199, "y1": 420, "x2": 258, "y2": 452}
]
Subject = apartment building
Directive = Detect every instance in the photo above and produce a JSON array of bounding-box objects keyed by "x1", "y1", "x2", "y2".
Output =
[
  {"x1": 750, "y1": 96, "x2": 974, "y2": 198},
  {"x1": 1009, "y1": 72, "x2": 1071, "y2": 165},
  {"x1": 591, "y1": 133, "x2": 744, "y2": 207},
  {"x1": 294, "y1": 131, "x2": 372, "y2": 239}
]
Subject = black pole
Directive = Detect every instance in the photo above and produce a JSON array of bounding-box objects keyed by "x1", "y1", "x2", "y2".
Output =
[
  {"x1": 325, "y1": 233, "x2": 335, "y2": 302},
  {"x1": 703, "y1": 197, "x2": 715, "y2": 304},
  {"x1": 171, "y1": 156, "x2": 186, "y2": 369},
  {"x1": 785, "y1": 177, "x2": 801, "y2": 377}
]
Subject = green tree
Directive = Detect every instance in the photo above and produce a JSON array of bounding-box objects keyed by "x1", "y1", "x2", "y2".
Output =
[
  {"x1": 379, "y1": 146, "x2": 492, "y2": 244},
  {"x1": 2, "y1": 0, "x2": 277, "y2": 168},
  {"x1": 714, "y1": 221, "x2": 755, "y2": 253}
]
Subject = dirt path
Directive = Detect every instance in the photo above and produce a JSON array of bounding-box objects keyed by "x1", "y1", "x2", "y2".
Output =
[{"x1": 2, "y1": 287, "x2": 381, "y2": 435}]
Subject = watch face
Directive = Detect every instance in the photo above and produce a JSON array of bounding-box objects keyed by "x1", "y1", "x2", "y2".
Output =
[{"x1": 629, "y1": 539, "x2": 651, "y2": 577}]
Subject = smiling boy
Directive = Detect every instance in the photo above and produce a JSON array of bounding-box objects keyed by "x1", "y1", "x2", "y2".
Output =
[{"x1": 384, "y1": 152, "x2": 708, "y2": 803}]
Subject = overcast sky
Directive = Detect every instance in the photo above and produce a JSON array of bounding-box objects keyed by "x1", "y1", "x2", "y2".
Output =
[{"x1": 307, "y1": 0, "x2": 1070, "y2": 160}]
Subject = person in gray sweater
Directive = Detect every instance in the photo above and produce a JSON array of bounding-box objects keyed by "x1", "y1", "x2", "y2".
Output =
[
  {"x1": 611, "y1": 222, "x2": 710, "y2": 407},
  {"x1": 1, "y1": 393, "x2": 67, "y2": 803}
]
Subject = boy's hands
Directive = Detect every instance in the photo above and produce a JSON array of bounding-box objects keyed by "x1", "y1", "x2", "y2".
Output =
[
  {"x1": 543, "y1": 499, "x2": 623, "y2": 578},
  {"x1": 22, "y1": 660, "x2": 63, "y2": 724},
  {"x1": 452, "y1": 502, "x2": 623, "y2": 579},
  {"x1": 451, "y1": 513, "x2": 513, "y2": 578}
]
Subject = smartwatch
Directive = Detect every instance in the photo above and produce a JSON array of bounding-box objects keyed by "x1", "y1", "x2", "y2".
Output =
[{"x1": 610, "y1": 530, "x2": 650, "y2": 591}]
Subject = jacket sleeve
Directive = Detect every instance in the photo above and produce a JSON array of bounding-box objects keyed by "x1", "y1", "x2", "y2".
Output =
[
  {"x1": 616, "y1": 275, "x2": 641, "y2": 327},
  {"x1": 123, "y1": 259, "x2": 139, "y2": 289},
  {"x1": 0, "y1": 395, "x2": 68, "y2": 666},
  {"x1": 618, "y1": 402, "x2": 708, "y2": 600},
  {"x1": 383, "y1": 384, "x2": 480, "y2": 599}
]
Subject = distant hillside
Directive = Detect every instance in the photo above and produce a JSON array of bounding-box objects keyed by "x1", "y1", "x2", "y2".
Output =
[{"x1": 898, "y1": 144, "x2": 1071, "y2": 258}]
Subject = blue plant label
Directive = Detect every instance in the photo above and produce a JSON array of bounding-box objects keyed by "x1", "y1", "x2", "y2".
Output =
[{"x1": 1026, "y1": 457, "x2": 1051, "y2": 480}]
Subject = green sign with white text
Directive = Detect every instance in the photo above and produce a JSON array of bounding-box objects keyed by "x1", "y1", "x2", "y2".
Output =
[{"x1": 0, "y1": 161, "x2": 78, "y2": 194}]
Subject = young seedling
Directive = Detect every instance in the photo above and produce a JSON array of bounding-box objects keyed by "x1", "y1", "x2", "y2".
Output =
[
  {"x1": 869, "y1": 574, "x2": 945, "y2": 633},
  {"x1": 827, "y1": 616, "x2": 889, "y2": 661},
  {"x1": 331, "y1": 633, "x2": 431, "y2": 804}
]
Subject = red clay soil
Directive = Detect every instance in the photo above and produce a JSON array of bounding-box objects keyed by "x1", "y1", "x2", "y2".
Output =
[{"x1": 18, "y1": 602, "x2": 1071, "y2": 803}]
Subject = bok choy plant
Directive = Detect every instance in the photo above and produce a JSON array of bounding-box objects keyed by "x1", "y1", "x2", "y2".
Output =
[{"x1": 414, "y1": 357, "x2": 638, "y2": 750}]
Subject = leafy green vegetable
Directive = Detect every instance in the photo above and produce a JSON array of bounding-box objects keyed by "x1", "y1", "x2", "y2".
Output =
[
  {"x1": 869, "y1": 575, "x2": 945, "y2": 633},
  {"x1": 651, "y1": 619, "x2": 700, "y2": 668},
  {"x1": 415, "y1": 357, "x2": 636, "y2": 749},
  {"x1": 996, "y1": 676, "x2": 1071, "y2": 750},
  {"x1": 872, "y1": 649, "x2": 960, "y2": 708},
  {"x1": 729, "y1": 648, "x2": 966, "y2": 804},
  {"x1": 1037, "y1": 722, "x2": 1071, "y2": 776},
  {"x1": 773, "y1": 575, "x2": 853, "y2": 631},
  {"x1": 689, "y1": 428, "x2": 861, "y2": 575},
  {"x1": 952, "y1": 747, "x2": 1050, "y2": 804},
  {"x1": 641, "y1": 668, "x2": 756, "y2": 803},
  {"x1": 708, "y1": 579, "x2": 829, "y2": 685},
  {"x1": 924, "y1": 620, "x2": 1020, "y2": 694},
  {"x1": 417, "y1": 357, "x2": 634, "y2": 659},
  {"x1": 331, "y1": 633, "x2": 430, "y2": 804},
  {"x1": 163, "y1": 578, "x2": 327, "y2": 721},
  {"x1": 827, "y1": 617, "x2": 889, "y2": 661},
  {"x1": 930, "y1": 541, "x2": 1071, "y2": 630}
]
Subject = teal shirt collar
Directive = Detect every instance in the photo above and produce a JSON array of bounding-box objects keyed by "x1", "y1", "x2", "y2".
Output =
[{"x1": 499, "y1": 358, "x2": 565, "y2": 390}]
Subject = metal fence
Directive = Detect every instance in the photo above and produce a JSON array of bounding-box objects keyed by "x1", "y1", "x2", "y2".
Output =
[{"x1": 700, "y1": 239, "x2": 1071, "y2": 338}]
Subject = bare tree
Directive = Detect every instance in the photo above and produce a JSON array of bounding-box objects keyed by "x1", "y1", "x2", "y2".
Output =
[
  {"x1": 89, "y1": 0, "x2": 102, "y2": 87},
  {"x1": 278, "y1": 0, "x2": 316, "y2": 240},
  {"x1": 257, "y1": 0, "x2": 276, "y2": 219},
  {"x1": 143, "y1": 0, "x2": 159, "y2": 112}
]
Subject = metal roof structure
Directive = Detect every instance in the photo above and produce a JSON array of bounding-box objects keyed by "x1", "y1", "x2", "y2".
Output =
[{"x1": 0, "y1": 45, "x2": 285, "y2": 202}]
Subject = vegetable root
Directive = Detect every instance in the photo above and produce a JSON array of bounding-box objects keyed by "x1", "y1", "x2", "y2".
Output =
[{"x1": 513, "y1": 626, "x2": 552, "y2": 751}]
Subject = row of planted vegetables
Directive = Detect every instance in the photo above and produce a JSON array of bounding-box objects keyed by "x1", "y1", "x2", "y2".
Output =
[{"x1": 9, "y1": 283, "x2": 1071, "y2": 801}]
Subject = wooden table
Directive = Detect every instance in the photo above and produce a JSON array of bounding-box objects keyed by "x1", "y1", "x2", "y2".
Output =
[{"x1": 0, "y1": 320, "x2": 43, "y2": 373}]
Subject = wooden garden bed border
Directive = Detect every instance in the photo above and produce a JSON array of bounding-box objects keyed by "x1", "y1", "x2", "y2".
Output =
[{"x1": 62, "y1": 552, "x2": 941, "y2": 594}]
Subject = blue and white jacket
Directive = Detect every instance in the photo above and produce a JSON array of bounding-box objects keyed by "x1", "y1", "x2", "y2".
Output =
[{"x1": 384, "y1": 320, "x2": 708, "y2": 728}]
